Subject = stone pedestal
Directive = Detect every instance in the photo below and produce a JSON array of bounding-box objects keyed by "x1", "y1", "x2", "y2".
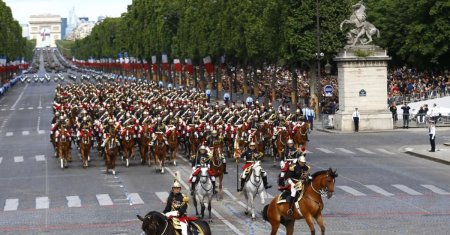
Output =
[{"x1": 333, "y1": 45, "x2": 393, "y2": 131}]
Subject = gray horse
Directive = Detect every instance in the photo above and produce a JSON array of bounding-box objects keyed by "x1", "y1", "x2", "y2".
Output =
[
  {"x1": 193, "y1": 165, "x2": 214, "y2": 222},
  {"x1": 242, "y1": 160, "x2": 266, "y2": 220}
]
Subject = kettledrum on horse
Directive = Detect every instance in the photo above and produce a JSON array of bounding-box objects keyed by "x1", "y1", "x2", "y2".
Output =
[{"x1": 263, "y1": 168, "x2": 338, "y2": 235}]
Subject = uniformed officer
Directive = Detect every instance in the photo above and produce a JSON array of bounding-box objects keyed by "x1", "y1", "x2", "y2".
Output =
[
  {"x1": 163, "y1": 174, "x2": 189, "y2": 235},
  {"x1": 237, "y1": 142, "x2": 272, "y2": 192},
  {"x1": 279, "y1": 139, "x2": 301, "y2": 186},
  {"x1": 284, "y1": 155, "x2": 311, "y2": 215},
  {"x1": 190, "y1": 146, "x2": 216, "y2": 195}
]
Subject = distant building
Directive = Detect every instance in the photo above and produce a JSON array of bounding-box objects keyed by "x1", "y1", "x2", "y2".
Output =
[
  {"x1": 20, "y1": 24, "x2": 29, "y2": 39},
  {"x1": 29, "y1": 14, "x2": 61, "y2": 48},
  {"x1": 61, "y1": 18, "x2": 68, "y2": 39},
  {"x1": 97, "y1": 16, "x2": 106, "y2": 22},
  {"x1": 79, "y1": 17, "x2": 89, "y2": 23}
]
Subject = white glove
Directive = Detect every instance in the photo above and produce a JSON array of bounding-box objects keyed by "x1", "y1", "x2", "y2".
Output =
[
  {"x1": 192, "y1": 167, "x2": 196, "y2": 171},
  {"x1": 165, "y1": 211, "x2": 178, "y2": 217},
  {"x1": 292, "y1": 159, "x2": 298, "y2": 164},
  {"x1": 280, "y1": 161, "x2": 285, "y2": 169}
]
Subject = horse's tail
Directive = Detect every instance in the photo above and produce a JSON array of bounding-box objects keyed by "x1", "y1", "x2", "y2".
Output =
[{"x1": 262, "y1": 204, "x2": 269, "y2": 221}]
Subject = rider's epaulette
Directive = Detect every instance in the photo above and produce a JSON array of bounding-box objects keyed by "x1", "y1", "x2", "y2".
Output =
[
  {"x1": 306, "y1": 164, "x2": 311, "y2": 171},
  {"x1": 289, "y1": 165, "x2": 295, "y2": 171},
  {"x1": 182, "y1": 194, "x2": 189, "y2": 203}
]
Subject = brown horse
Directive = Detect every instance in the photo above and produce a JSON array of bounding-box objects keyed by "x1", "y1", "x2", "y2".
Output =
[
  {"x1": 139, "y1": 123, "x2": 153, "y2": 166},
  {"x1": 120, "y1": 126, "x2": 135, "y2": 167},
  {"x1": 189, "y1": 132, "x2": 200, "y2": 159},
  {"x1": 153, "y1": 133, "x2": 167, "y2": 174},
  {"x1": 79, "y1": 128, "x2": 92, "y2": 168},
  {"x1": 291, "y1": 121, "x2": 310, "y2": 149},
  {"x1": 274, "y1": 128, "x2": 289, "y2": 165},
  {"x1": 253, "y1": 127, "x2": 266, "y2": 160},
  {"x1": 57, "y1": 127, "x2": 71, "y2": 169},
  {"x1": 210, "y1": 143, "x2": 225, "y2": 200},
  {"x1": 263, "y1": 168, "x2": 338, "y2": 235},
  {"x1": 104, "y1": 130, "x2": 119, "y2": 175},
  {"x1": 166, "y1": 128, "x2": 179, "y2": 166}
]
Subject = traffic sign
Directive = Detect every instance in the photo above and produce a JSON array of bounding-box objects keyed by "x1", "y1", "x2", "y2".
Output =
[{"x1": 324, "y1": 85, "x2": 333, "y2": 97}]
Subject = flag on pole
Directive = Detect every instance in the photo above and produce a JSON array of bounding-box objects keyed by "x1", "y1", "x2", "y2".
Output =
[
  {"x1": 174, "y1": 59, "x2": 181, "y2": 72},
  {"x1": 162, "y1": 54, "x2": 169, "y2": 71},
  {"x1": 184, "y1": 58, "x2": 193, "y2": 75},
  {"x1": 203, "y1": 56, "x2": 214, "y2": 74}
]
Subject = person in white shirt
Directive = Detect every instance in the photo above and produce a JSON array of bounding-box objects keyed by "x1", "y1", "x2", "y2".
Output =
[
  {"x1": 428, "y1": 120, "x2": 436, "y2": 152},
  {"x1": 429, "y1": 103, "x2": 440, "y2": 123},
  {"x1": 352, "y1": 108, "x2": 360, "y2": 132}
]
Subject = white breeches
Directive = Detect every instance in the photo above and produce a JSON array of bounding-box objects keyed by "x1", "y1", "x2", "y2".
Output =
[{"x1": 180, "y1": 221, "x2": 188, "y2": 235}]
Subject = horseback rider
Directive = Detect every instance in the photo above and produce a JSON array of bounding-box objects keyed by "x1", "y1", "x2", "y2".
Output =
[
  {"x1": 163, "y1": 175, "x2": 190, "y2": 235},
  {"x1": 206, "y1": 129, "x2": 228, "y2": 174},
  {"x1": 284, "y1": 155, "x2": 311, "y2": 215},
  {"x1": 190, "y1": 145, "x2": 217, "y2": 195},
  {"x1": 279, "y1": 139, "x2": 301, "y2": 186},
  {"x1": 237, "y1": 142, "x2": 272, "y2": 192}
]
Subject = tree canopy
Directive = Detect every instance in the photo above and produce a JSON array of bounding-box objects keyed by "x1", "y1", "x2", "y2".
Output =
[{"x1": 69, "y1": 0, "x2": 450, "y2": 70}]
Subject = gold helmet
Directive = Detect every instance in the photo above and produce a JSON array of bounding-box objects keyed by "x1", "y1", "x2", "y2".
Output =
[{"x1": 172, "y1": 171, "x2": 182, "y2": 188}]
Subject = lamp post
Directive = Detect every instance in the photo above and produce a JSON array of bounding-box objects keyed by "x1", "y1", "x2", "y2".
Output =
[{"x1": 315, "y1": 0, "x2": 323, "y2": 116}]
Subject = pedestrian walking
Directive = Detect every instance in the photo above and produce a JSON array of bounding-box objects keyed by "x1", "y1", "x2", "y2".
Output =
[
  {"x1": 401, "y1": 102, "x2": 411, "y2": 128},
  {"x1": 352, "y1": 108, "x2": 360, "y2": 132},
  {"x1": 428, "y1": 120, "x2": 436, "y2": 152}
]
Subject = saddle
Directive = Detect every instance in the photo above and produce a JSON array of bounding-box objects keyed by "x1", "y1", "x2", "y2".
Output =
[
  {"x1": 276, "y1": 184, "x2": 305, "y2": 204},
  {"x1": 169, "y1": 217, "x2": 204, "y2": 234}
]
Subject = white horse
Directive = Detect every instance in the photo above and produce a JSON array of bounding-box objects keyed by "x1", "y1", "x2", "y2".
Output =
[
  {"x1": 242, "y1": 160, "x2": 266, "y2": 220},
  {"x1": 193, "y1": 165, "x2": 214, "y2": 222}
]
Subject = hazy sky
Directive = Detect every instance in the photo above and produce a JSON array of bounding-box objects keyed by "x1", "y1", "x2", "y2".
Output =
[{"x1": 4, "y1": 0, "x2": 133, "y2": 24}]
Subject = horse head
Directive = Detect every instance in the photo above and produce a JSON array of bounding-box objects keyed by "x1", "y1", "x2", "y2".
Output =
[
  {"x1": 252, "y1": 161, "x2": 262, "y2": 179},
  {"x1": 311, "y1": 168, "x2": 338, "y2": 199},
  {"x1": 137, "y1": 211, "x2": 167, "y2": 235},
  {"x1": 199, "y1": 164, "x2": 210, "y2": 184}
]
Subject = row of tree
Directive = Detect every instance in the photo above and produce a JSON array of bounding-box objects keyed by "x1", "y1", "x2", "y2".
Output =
[
  {"x1": 70, "y1": 0, "x2": 449, "y2": 71},
  {"x1": 0, "y1": 1, "x2": 35, "y2": 63}
]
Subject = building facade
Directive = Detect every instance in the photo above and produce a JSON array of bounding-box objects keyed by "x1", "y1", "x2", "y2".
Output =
[{"x1": 29, "y1": 14, "x2": 61, "y2": 48}]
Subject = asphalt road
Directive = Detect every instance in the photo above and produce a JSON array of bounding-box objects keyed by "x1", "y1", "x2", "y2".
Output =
[{"x1": 1, "y1": 69, "x2": 449, "y2": 234}]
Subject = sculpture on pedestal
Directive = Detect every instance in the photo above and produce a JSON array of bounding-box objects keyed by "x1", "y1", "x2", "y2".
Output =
[{"x1": 340, "y1": 0, "x2": 380, "y2": 46}]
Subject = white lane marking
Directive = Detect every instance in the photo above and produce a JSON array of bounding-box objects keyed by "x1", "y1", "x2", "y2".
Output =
[
  {"x1": 155, "y1": 192, "x2": 169, "y2": 203},
  {"x1": 421, "y1": 185, "x2": 450, "y2": 195},
  {"x1": 10, "y1": 83, "x2": 28, "y2": 110},
  {"x1": 46, "y1": 106, "x2": 51, "y2": 109},
  {"x1": 9, "y1": 108, "x2": 15, "y2": 111},
  {"x1": 66, "y1": 196, "x2": 82, "y2": 208},
  {"x1": 305, "y1": 150, "x2": 313, "y2": 154},
  {"x1": 6, "y1": 132, "x2": 13, "y2": 137},
  {"x1": 316, "y1": 148, "x2": 334, "y2": 154},
  {"x1": 96, "y1": 194, "x2": 114, "y2": 206},
  {"x1": 0, "y1": 157, "x2": 2, "y2": 164},
  {"x1": 14, "y1": 156, "x2": 24, "y2": 163},
  {"x1": 4, "y1": 199, "x2": 19, "y2": 211},
  {"x1": 38, "y1": 130, "x2": 46, "y2": 134},
  {"x1": 165, "y1": 167, "x2": 245, "y2": 235},
  {"x1": 128, "y1": 193, "x2": 144, "y2": 205},
  {"x1": 337, "y1": 186, "x2": 366, "y2": 196},
  {"x1": 223, "y1": 189, "x2": 248, "y2": 208},
  {"x1": 19, "y1": 108, "x2": 24, "y2": 110},
  {"x1": 336, "y1": 148, "x2": 355, "y2": 154},
  {"x1": 22, "y1": 131, "x2": 30, "y2": 136},
  {"x1": 356, "y1": 148, "x2": 374, "y2": 154},
  {"x1": 376, "y1": 148, "x2": 395, "y2": 155},
  {"x1": 37, "y1": 107, "x2": 42, "y2": 109},
  {"x1": 392, "y1": 184, "x2": 423, "y2": 196},
  {"x1": 36, "y1": 197, "x2": 50, "y2": 209},
  {"x1": 1, "y1": 108, "x2": 5, "y2": 111},
  {"x1": 365, "y1": 185, "x2": 394, "y2": 196},
  {"x1": 35, "y1": 155, "x2": 46, "y2": 161},
  {"x1": 28, "y1": 107, "x2": 34, "y2": 110}
]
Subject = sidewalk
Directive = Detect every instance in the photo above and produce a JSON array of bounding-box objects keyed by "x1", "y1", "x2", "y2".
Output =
[{"x1": 402, "y1": 144, "x2": 450, "y2": 165}]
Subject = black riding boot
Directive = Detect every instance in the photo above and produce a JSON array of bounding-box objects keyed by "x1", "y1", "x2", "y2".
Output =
[
  {"x1": 287, "y1": 196, "x2": 295, "y2": 215},
  {"x1": 223, "y1": 162, "x2": 228, "y2": 174},
  {"x1": 278, "y1": 177, "x2": 284, "y2": 187},
  {"x1": 191, "y1": 183, "x2": 196, "y2": 196},
  {"x1": 212, "y1": 181, "x2": 217, "y2": 194},
  {"x1": 263, "y1": 176, "x2": 272, "y2": 189},
  {"x1": 237, "y1": 179, "x2": 245, "y2": 192}
]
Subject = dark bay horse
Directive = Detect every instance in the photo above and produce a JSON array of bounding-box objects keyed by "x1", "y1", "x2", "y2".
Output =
[
  {"x1": 104, "y1": 129, "x2": 119, "y2": 175},
  {"x1": 291, "y1": 121, "x2": 310, "y2": 149},
  {"x1": 210, "y1": 145, "x2": 225, "y2": 200},
  {"x1": 139, "y1": 123, "x2": 153, "y2": 166},
  {"x1": 263, "y1": 168, "x2": 338, "y2": 235},
  {"x1": 79, "y1": 128, "x2": 92, "y2": 168},
  {"x1": 120, "y1": 126, "x2": 135, "y2": 167},
  {"x1": 153, "y1": 132, "x2": 167, "y2": 174},
  {"x1": 137, "y1": 211, "x2": 212, "y2": 235},
  {"x1": 274, "y1": 128, "x2": 289, "y2": 165},
  {"x1": 57, "y1": 126, "x2": 71, "y2": 169},
  {"x1": 166, "y1": 128, "x2": 179, "y2": 166}
]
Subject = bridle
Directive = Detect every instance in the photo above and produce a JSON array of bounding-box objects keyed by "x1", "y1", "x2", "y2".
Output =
[{"x1": 311, "y1": 174, "x2": 335, "y2": 198}]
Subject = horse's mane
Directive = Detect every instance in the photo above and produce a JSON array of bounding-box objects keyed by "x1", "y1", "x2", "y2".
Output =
[{"x1": 311, "y1": 168, "x2": 338, "y2": 179}]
